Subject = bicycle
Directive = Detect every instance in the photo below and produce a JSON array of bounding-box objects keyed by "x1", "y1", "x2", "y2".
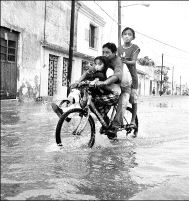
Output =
[{"x1": 55, "y1": 80, "x2": 138, "y2": 148}]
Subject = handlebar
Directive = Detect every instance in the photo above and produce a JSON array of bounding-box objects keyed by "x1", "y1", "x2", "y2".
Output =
[{"x1": 70, "y1": 80, "x2": 96, "y2": 90}]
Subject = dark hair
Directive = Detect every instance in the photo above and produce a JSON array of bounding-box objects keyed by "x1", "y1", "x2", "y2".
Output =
[
  {"x1": 122, "y1": 27, "x2": 135, "y2": 39},
  {"x1": 102, "y1": 42, "x2": 117, "y2": 53},
  {"x1": 94, "y1": 56, "x2": 108, "y2": 68}
]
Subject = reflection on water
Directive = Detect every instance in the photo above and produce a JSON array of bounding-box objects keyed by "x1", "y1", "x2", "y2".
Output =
[
  {"x1": 157, "y1": 102, "x2": 168, "y2": 108},
  {"x1": 1, "y1": 96, "x2": 189, "y2": 200},
  {"x1": 77, "y1": 148, "x2": 140, "y2": 200}
]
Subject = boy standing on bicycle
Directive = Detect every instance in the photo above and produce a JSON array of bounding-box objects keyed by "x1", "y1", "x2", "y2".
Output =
[{"x1": 119, "y1": 27, "x2": 140, "y2": 135}]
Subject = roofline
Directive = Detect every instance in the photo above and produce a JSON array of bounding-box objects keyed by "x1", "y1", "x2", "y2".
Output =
[
  {"x1": 41, "y1": 41, "x2": 94, "y2": 61},
  {"x1": 78, "y1": 1, "x2": 106, "y2": 27}
]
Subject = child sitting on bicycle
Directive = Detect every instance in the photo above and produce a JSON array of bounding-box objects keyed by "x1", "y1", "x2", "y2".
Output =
[
  {"x1": 72, "y1": 56, "x2": 111, "y2": 107},
  {"x1": 72, "y1": 56, "x2": 120, "y2": 127},
  {"x1": 73, "y1": 56, "x2": 111, "y2": 94},
  {"x1": 52, "y1": 56, "x2": 111, "y2": 118}
]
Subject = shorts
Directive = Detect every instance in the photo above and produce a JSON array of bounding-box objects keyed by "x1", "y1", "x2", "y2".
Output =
[
  {"x1": 129, "y1": 88, "x2": 138, "y2": 104},
  {"x1": 93, "y1": 92, "x2": 120, "y2": 116},
  {"x1": 121, "y1": 85, "x2": 131, "y2": 94}
]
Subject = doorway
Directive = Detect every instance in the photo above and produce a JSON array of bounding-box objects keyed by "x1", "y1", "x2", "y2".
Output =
[{"x1": 0, "y1": 26, "x2": 18, "y2": 99}]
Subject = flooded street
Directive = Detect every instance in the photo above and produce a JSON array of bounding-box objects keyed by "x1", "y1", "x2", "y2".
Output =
[{"x1": 1, "y1": 95, "x2": 189, "y2": 200}]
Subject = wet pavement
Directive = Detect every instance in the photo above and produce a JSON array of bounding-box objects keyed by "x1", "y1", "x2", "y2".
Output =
[{"x1": 1, "y1": 95, "x2": 189, "y2": 200}]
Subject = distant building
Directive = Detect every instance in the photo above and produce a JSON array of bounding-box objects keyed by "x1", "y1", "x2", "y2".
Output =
[
  {"x1": 137, "y1": 63, "x2": 155, "y2": 96},
  {"x1": 1, "y1": 1, "x2": 105, "y2": 100}
]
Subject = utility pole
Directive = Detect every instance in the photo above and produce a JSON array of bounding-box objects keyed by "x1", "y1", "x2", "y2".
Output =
[
  {"x1": 67, "y1": 0, "x2": 75, "y2": 96},
  {"x1": 117, "y1": 2, "x2": 150, "y2": 56},
  {"x1": 43, "y1": 0, "x2": 47, "y2": 42},
  {"x1": 172, "y1": 66, "x2": 174, "y2": 95},
  {"x1": 160, "y1": 53, "x2": 164, "y2": 96},
  {"x1": 180, "y1": 75, "x2": 182, "y2": 95},
  {"x1": 118, "y1": 0, "x2": 121, "y2": 55}
]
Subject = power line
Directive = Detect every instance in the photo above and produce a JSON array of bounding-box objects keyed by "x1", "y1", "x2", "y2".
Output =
[
  {"x1": 163, "y1": 53, "x2": 189, "y2": 61},
  {"x1": 93, "y1": 1, "x2": 189, "y2": 54},
  {"x1": 134, "y1": 30, "x2": 189, "y2": 54},
  {"x1": 137, "y1": 38, "x2": 189, "y2": 72},
  {"x1": 137, "y1": 38, "x2": 161, "y2": 57},
  {"x1": 94, "y1": 1, "x2": 117, "y2": 24},
  {"x1": 138, "y1": 37, "x2": 189, "y2": 62}
]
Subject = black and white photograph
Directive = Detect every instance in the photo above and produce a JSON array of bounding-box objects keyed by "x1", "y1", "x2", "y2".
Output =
[{"x1": 1, "y1": 1, "x2": 189, "y2": 200}]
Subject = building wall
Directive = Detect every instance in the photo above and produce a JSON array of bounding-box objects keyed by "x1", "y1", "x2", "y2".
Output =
[
  {"x1": 1, "y1": 1, "x2": 45, "y2": 99},
  {"x1": 137, "y1": 63, "x2": 156, "y2": 96},
  {"x1": 145, "y1": 76, "x2": 150, "y2": 96},
  {"x1": 44, "y1": 1, "x2": 78, "y2": 49},
  {"x1": 76, "y1": 3, "x2": 105, "y2": 57},
  {"x1": 138, "y1": 74, "x2": 145, "y2": 96},
  {"x1": 39, "y1": 45, "x2": 85, "y2": 101},
  {"x1": 1, "y1": 1, "x2": 105, "y2": 101},
  {"x1": 1, "y1": 1, "x2": 74, "y2": 100}
]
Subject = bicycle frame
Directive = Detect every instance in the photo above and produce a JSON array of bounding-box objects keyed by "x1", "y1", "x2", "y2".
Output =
[
  {"x1": 55, "y1": 82, "x2": 138, "y2": 148},
  {"x1": 72, "y1": 81, "x2": 134, "y2": 136},
  {"x1": 75, "y1": 86, "x2": 117, "y2": 135}
]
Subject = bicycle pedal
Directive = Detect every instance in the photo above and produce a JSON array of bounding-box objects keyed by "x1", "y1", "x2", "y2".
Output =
[
  {"x1": 66, "y1": 117, "x2": 71, "y2": 122},
  {"x1": 76, "y1": 132, "x2": 81, "y2": 136},
  {"x1": 126, "y1": 127, "x2": 132, "y2": 135},
  {"x1": 72, "y1": 130, "x2": 76, "y2": 135},
  {"x1": 72, "y1": 130, "x2": 81, "y2": 135}
]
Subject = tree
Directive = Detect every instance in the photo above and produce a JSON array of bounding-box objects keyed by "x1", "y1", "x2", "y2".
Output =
[{"x1": 137, "y1": 56, "x2": 155, "y2": 67}]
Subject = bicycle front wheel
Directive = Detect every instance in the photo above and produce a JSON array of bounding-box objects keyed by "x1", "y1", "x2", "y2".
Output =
[{"x1": 55, "y1": 108, "x2": 95, "y2": 148}]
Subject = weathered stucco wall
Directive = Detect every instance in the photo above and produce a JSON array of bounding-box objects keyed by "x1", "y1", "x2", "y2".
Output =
[
  {"x1": 45, "y1": 1, "x2": 78, "y2": 49},
  {"x1": 76, "y1": 3, "x2": 105, "y2": 57},
  {"x1": 1, "y1": 1, "x2": 76, "y2": 101},
  {"x1": 1, "y1": 1, "x2": 45, "y2": 100},
  {"x1": 1, "y1": 1, "x2": 105, "y2": 101}
]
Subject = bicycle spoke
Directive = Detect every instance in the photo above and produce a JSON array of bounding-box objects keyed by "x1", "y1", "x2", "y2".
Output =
[{"x1": 56, "y1": 109, "x2": 94, "y2": 148}]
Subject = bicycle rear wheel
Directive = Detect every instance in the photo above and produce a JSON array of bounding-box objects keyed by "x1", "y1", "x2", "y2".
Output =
[{"x1": 55, "y1": 108, "x2": 95, "y2": 148}]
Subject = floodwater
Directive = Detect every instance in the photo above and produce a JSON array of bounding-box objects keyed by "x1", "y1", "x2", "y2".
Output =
[{"x1": 1, "y1": 95, "x2": 189, "y2": 200}]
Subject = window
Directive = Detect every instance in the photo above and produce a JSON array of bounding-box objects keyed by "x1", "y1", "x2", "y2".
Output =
[
  {"x1": 89, "y1": 24, "x2": 98, "y2": 49},
  {"x1": 8, "y1": 40, "x2": 16, "y2": 61},
  {"x1": 62, "y1": 57, "x2": 69, "y2": 86},
  {"x1": 0, "y1": 37, "x2": 16, "y2": 62},
  {"x1": 0, "y1": 38, "x2": 7, "y2": 61}
]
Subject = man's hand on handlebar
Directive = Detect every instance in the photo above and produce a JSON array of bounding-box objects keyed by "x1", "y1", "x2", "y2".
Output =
[
  {"x1": 71, "y1": 81, "x2": 90, "y2": 88},
  {"x1": 95, "y1": 80, "x2": 106, "y2": 87},
  {"x1": 71, "y1": 80, "x2": 101, "y2": 89},
  {"x1": 70, "y1": 81, "x2": 79, "y2": 89}
]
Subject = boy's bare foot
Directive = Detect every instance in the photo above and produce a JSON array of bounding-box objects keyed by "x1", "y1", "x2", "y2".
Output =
[{"x1": 128, "y1": 122, "x2": 137, "y2": 129}]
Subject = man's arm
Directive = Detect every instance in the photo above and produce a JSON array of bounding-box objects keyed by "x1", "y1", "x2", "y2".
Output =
[
  {"x1": 96, "y1": 57, "x2": 122, "y2": 86},
  {"x1": 95, "y1": 75, "x2": 119, "y2": 87},
  {"x1": 103, "y1": 75, "x2": 118, "y2": 85}
]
